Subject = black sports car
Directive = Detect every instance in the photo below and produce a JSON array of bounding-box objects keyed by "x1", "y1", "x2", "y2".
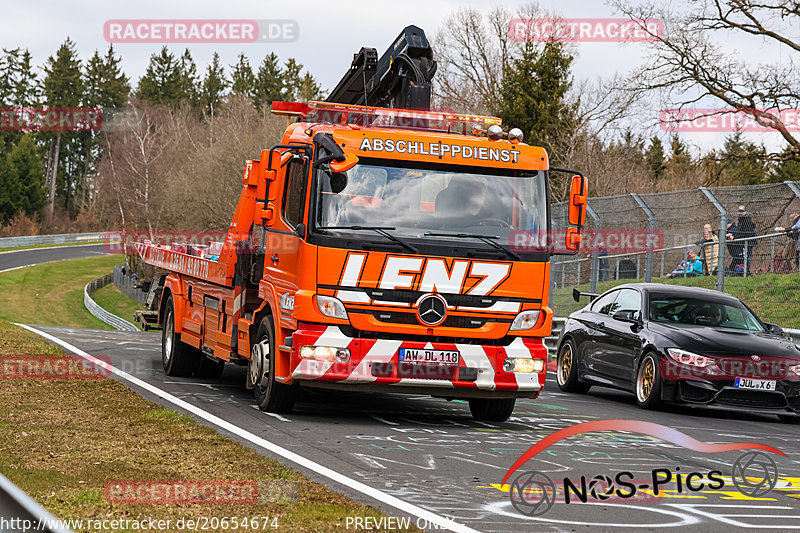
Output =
[{"x1": 555, "y1": 283, "x2": 800, "y2": 422}]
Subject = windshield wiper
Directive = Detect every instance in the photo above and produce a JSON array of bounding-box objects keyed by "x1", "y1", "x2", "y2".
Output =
[
  {"x1": 318, "y1": 226, "x2": 418, "y2": 254},
  {"x1": 424, "y1": 232, "x2": 520, "y2": 260}
]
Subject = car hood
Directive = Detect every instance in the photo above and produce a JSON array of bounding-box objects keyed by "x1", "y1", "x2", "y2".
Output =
[{"x1": 646, "y1": 322, "x2": 800, "y2": 358}]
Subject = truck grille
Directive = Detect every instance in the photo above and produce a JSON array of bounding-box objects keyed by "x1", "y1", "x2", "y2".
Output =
[{"x1": 371, "y1": 311, "x2": 493, "y2": 328}]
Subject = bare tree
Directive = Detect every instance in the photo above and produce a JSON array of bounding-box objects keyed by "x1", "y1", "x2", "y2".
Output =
[{"x1": 612, "y1": 0, "x2": 800, "y2": 161}]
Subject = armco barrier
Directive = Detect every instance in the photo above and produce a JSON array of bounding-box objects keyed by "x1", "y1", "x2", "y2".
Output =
[
  {"x1": 84, "y1": 274, "x2": 138, "y2": 331},
  {"x1": 0, "y1": 232, "x2": 105, "y2": 249},
  {"x1": 0, "y1": 472, "x2": 75, "y2": 533}
]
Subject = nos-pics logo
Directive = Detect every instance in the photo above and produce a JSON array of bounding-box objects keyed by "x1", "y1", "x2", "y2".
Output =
[{"x1": 502, "y1": 420, "x2": 783, "y2": 516}]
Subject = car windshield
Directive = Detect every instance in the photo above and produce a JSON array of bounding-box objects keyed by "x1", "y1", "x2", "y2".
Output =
[
  {"x1": 647, "y1": 294, "x2": 764, "y2": 331},
  {"x1": 313, "y1": 159, "x2": 547, "y2": 244}
]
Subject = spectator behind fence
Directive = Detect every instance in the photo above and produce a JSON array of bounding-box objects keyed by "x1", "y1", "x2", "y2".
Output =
[
  {"x1": 666, "y1": 249, "x2": 704, "y2": 278},
  {"x1": 726, "y1": 206, "x2": 757, "y2": 275},
  {"x1": 776, "y1": 213, "x2": 800, "y2": 271},
  {"x1": 697, "y1": 227, "x2": 719, "y2": 275}
]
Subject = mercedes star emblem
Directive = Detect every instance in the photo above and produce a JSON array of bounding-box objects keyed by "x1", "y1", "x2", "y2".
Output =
[{"x1": 416, "y1": 293, "x2": 448, "y2": 326}]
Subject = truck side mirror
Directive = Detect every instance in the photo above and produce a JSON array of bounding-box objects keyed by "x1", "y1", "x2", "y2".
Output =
[
  {"x1": 330, "y1": 153, "x2": 358, "y2": 173},
  {"x1": 568, "y1": 174, "x2": 587, "y2": 227}
]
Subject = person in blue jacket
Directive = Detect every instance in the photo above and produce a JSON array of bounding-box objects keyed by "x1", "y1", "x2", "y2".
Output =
[{"x1": 666, "y1": 249, "x2": 704, "y2": 278}]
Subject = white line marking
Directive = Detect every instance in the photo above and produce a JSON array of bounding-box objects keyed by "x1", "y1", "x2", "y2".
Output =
[
  {"x1": 0, "y1": 264, "x2": 35, "y2": 274},
  {"x1": 0, "y1": 242, "x2": 104, "y2": 255},
  {"x1": 14, "y1": 323, "x2": 478, "y2": 533}
]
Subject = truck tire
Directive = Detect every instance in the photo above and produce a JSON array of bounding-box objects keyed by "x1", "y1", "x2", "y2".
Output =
[
  {"x1": 162, "y1": 295, "x2": 196, "y2": 377},
  {"x1": 468, "y1": 398, "x2": 516, "y2": 422},
  {"x1": 251, "y1": 316, "x2": 296, "y2": 413},
  {"x1": 196, "y1": 356, "x2": 225, "y2": 379}
]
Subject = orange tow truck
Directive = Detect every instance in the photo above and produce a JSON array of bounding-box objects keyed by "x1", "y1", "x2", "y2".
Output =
[{"x1": 136, "y1": 26, "x2": 588, "y2": 421}]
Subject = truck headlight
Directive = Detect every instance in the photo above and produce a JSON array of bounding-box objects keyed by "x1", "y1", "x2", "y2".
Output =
[
  {"x1": 317, "y1": 295, "x2": 348, "y2": 319},
  {"x1": 509, "y1": 310, "x2": 540, "y2": 331},
  {"x1": 503, "y1": 358, "x2": 545, "y2": 373},
  {"x1": 299, "y1": 345, "x2": 351, "y2": 363}
]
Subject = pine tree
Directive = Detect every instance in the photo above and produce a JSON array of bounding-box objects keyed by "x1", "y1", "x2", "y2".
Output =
[
  {"x1": 177, "y1": 49, "x2": 200, "y2": 106},
  {"x1": 772, "y1": 153, "x2": 800, "y2": 182},
  {"x1": 14, "y1": 49, "x2": 38, "y2": 108},
  {"x1": 281, "y1": 58, "x2": 303, "y2": 101},
  {"x1": 230, "y1": 53, "x2": 256, "y2": 100},
  {"x1": 85, "y1": 46, "x2": 130, "y2": 108},
  {"x1": 296, "y1": 72, "x2": 324, "y2": 102},
  {"x1": 136, "y1": 46, "x2": 184, "y2": 106},
  {"x1": 8, "y1": 134, "x2": 45, "y2": 215},
  {"x1": 497, "y1": 42, "x2": 577, "y2": 160},
  {"x1": 42, "y1": 38, "x2": 83, "y2": 220},
  {"x1": 0, "y1": 49, "x2": 19, "y2": 105},
  {"x1": 644, "y1": 136, "x2": 666, "y2": 182},
  {"x1": 719, "y1": 132, "x2": 767, "y2": 185},
  {"x1": 201, "y1": 52, "x2": 228, "y2": 117},
  {"x1": 255, "y1": 52, "x2": 284, "y2": 108}
]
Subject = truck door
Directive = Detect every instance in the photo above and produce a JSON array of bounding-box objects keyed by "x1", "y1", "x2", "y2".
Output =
[{"x1": 264, "y1": 157, "x2": 307, "y2": 300}]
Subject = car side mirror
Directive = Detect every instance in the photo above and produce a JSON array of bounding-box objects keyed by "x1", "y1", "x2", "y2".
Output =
[
  {"x1": 613, "y1": 310, "x2": 640, "y2": 324},
  {"x1": 765, "y1": 322, "x2": 784, "y2": 336}
]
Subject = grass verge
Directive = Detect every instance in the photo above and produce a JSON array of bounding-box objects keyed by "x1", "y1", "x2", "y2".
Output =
[
  {"x1": 0, "y1": 256, "x2": 419, "y2": 532},
  {"x1": 90, "y1": 283, "x2": 144, "y2": 329}
]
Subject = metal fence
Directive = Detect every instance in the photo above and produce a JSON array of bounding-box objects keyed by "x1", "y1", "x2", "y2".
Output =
[
  {"x1": 550, "y1": 181, "x2": 800, "y2": 328},
  {"x1": 113, "y1": 263, "x2": 149, "y2": 306},
  {"x1": 0, "y1": 231, "x2": 105, "y2": 249}
]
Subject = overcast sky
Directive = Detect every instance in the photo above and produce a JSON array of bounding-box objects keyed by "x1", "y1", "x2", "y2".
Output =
[{"x1": 4, "y1": 0, "x2": 796, "y2": 154}]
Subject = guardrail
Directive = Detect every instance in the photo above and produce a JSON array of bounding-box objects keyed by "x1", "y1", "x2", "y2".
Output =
[
  {"x1": 84, "y1": 274, "x2": 139, "y2": 331},
  {"x1": 0, "y1": 472, "x2": 74, "y2": 532},
  {"x1": 0, "y1": 232, "x2": 106, "y2": 249}
]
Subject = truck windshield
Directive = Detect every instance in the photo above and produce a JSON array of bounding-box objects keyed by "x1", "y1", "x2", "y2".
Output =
[{"x1": 312, "y1": 159, "x2": 547, "y2": 248}]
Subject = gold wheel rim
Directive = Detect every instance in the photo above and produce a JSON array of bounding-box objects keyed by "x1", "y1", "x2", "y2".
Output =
[
  {"x1": 559, "y1": 345, "x2": 572, "y2": 386},
  {"x1": 638, "y1": 358, "x2": 654, "y2": 401}
]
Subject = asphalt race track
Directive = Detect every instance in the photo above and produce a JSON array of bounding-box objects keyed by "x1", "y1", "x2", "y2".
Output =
[
  {"x1": 19, "y1": 324, "x2": 800, "y2": 532},
  {"x1": 0, "y1": 244, "x2": 108, "y2": 272}
]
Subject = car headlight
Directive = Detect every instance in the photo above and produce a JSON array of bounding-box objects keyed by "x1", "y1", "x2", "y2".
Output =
[
  {"x1": 666, "y1": 348, "x2": 715, "y2": 368},
  {"x1": 789, "y1": 364, "x2": 800, "y2": 377},
  {"x1": 316, "y1": 295, "x2": 348, "y2": 319},
  {"x1": 509, "y1": 310, "x2": 541, "y2": 331}
]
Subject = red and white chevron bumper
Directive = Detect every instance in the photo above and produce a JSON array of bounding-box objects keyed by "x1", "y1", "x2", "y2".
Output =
[{"x1": 289, "y1": 324, "x2": 547, "y2": 393}]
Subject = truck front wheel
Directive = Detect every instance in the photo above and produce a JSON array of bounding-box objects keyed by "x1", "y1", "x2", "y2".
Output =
[
  {"x1": 250, "y1": 316, "x2": 297, "y2": 413},
  {"x1": 162, "y1": 296, "x2": 196, "y2": 377},
  {"x1": 468, "y1": 398, "x2": 516, "y2": 422}
]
